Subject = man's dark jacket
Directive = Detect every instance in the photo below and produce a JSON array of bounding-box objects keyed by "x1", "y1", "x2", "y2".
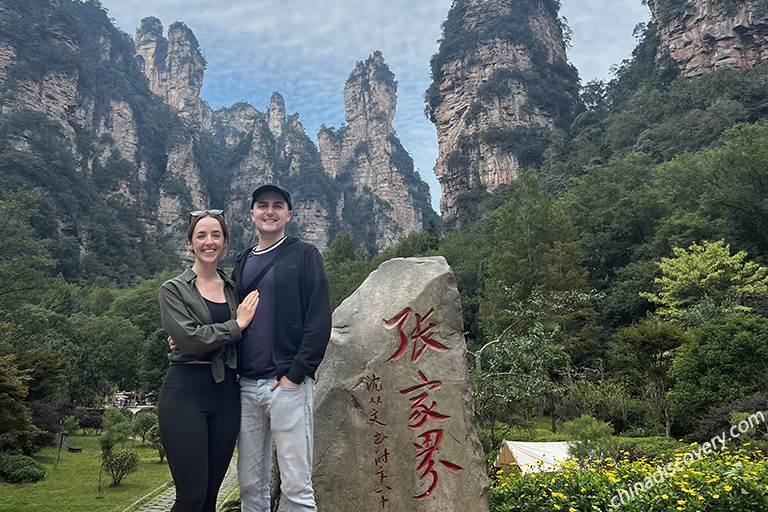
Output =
[{"x1": 231, "y1": 236, "x2": 332, "y2": 384}]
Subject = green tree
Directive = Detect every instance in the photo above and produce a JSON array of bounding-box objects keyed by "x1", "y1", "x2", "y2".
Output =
[
  {"x1": 323, "y1": 230, "x2": 372, "y2": 310},
  {"x1": 0, "y1": 355, "x2": 41, "y2": 455},
  {"x1": 609, "y1": 318, "x2": 691, "y2": 436},
  {"x1": 12, "y1": 349, "x2": 68, "y2": 402},
  {"x1": 145, "y1": 423, "x2": 165, "y2": 462},
  {"x1": 102, "y1": 447, "x2": 140, "y2": 486},
  {"x1": 0, "y1": 191, "x2": 55, "y2": 310},
  {"x1": 71, "y1": 314, "x2": 143, "y2": 392},
  {"x1": 132, "y1": 412, "x2": 157, "y2": 445},
  {"x1": 481, "y1": 171, "x2": 599, "y2": 365},
  {"x1": 139, "y1": 328, "x2": 170, "y2": 397},
  {"x1": 640, "y1": 239, "x2": 768, "y2": 325},
  {"x1": 668, "y1": 314, "x2": 768, "y2": 434},
  {"x1": 475, "y1": 323, "x2": 571, "y2": 441},
  {"x1": 107, "y1": 270, "x2": 177, "y2": 337}
]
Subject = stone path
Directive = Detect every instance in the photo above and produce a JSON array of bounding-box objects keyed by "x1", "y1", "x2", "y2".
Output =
[{"x1": 131, "y1": 458, "x2": 239, "y2": 512}]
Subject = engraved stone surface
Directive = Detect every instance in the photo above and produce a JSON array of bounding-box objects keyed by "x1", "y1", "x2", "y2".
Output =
[{"x1": 313, "y1": 257, "x2": 489, "y2": 512}]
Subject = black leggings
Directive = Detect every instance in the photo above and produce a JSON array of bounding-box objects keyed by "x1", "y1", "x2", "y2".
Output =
[{"x1": 158, "y1": 364, "x2": 240, "y2": 512}]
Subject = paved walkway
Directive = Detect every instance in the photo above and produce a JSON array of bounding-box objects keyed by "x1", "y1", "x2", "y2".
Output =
[{"x1": 133, "y1": 458, "x2": 239, "y2": 512}]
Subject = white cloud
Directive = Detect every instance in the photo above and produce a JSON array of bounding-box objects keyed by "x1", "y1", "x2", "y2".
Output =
[{"x1": 101, "y1": 0, "x2": 650, "y2": 212}]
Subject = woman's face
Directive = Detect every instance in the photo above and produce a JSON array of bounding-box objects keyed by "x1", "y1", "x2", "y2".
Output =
[{"x1": 188, "y1": 216, "x2": 227, "y2": 264}]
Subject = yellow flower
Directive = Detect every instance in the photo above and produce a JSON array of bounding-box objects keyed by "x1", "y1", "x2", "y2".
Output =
[
  {"x1": 662, "y1": 494, "x2": 669, "y2": 500},
  {"x1": 724, "y1": 485, "x2": 733, "y2": 491}
]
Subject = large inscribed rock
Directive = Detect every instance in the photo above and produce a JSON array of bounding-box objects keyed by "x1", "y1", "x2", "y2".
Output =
[{"x1": 313, "y1": 257, "x2": 489, "y2": 512}]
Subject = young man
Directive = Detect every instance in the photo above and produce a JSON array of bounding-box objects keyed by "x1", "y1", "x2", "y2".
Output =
[{"x1": 231, "y1": 184, "x2": 331, "y2": 512}]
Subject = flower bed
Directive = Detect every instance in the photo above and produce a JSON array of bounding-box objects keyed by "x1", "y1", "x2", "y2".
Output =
[{"x1": 490, "y1": 447, "x2": 768, "y2": 511}]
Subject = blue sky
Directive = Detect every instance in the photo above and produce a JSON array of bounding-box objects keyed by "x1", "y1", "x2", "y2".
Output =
[{"x1": 98, "y1": 0, "x2": 650, "y2": 212}]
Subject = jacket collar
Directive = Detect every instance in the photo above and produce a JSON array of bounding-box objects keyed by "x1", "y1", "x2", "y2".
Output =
[{"x1": 181, "y1": 267, "x2": 228, "y2": 283}]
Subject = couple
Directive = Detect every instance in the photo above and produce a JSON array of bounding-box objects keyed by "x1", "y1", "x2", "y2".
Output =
[{"x1": 157, "y1": 184, "x2": 332, "y2": 512}]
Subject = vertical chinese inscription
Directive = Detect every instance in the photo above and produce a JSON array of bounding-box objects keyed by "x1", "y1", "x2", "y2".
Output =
[
  {"x1": 383, "y1": 307, "x2": 464, "y2": 500},
  {"x1": 365, "y1": 374, "x2": 391, "y2": 509}
]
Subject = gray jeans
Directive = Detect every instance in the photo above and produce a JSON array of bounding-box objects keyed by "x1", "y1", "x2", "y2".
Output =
[{"x1": 237, "y1": 376, "x2": 316, "y2": 512}]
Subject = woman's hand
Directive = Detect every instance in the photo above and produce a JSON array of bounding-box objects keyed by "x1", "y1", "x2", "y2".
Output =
[{"x1": 236, "y1": 290, "x2": 260, "y2": 331}]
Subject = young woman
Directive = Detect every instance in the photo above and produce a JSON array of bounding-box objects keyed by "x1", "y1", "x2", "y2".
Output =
[{"x1": 158, "y1": 210, "x2": 259, "y2": 512}]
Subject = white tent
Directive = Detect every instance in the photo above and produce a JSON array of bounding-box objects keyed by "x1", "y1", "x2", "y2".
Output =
[{"x1": 494, "y1": 441, "x2": 571, "y2": 473}]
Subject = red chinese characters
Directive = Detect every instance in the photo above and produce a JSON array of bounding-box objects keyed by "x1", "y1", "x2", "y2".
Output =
[
  {"x1": 382, "y1": 308, "x2": 448, "y2": 363},
  {"x1": 412, "y1": 430, "x2": 464, "y2": 500},
  {"x1": 383, "y1": 307, "x2": 463, "y2": 501}
]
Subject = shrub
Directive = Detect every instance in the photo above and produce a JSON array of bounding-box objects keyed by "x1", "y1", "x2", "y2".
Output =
[
  {"x1": 79, "y1": 411, "x2": 103, "y2": 434},
  {"x1": 616, "y1": 436, "x2": 686, "y2": 461},
  {"x1": 0, "y1": 454, "x2": 47, "y2": 484},
  {"x1": 696, "y1": 391, "x2": 768, "y2": 444},
  {"x1": 561, "y1": 414, "x2": 617, "y2": 462},
  {"x1": 103, "y1": 448, "x2": 140, "y2": 486},
  {"x1": 132, "y1": 411, "x2": 157, "y2": 445},
  {"x1": 145, "y1": 423, "x2": 165, "y2": 462}
]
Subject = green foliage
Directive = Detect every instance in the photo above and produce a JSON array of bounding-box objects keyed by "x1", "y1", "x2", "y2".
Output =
[
  {"x1": 641, "y1": 240, "x2": 768, "y2": 325},
  {"x1": 100, "y1": 409, "x2": 132, "y2": 453},
  {"x1": 480, "y1": 125, "x2": 552, "y2": 169},
  {"x1": 0, "y1": 354, "x2": 41, "y2": 455},
  {"x1": 11, "y1": 349, "x2": 69, "y2": 403},
  {"x1": 132, "y1": 412, "x2": 157, "y2": 446},
  {"x1": 102, "y1": 447, "x2": 140, "y2": 486},
  {"x1": 491, "y1": 448, "x2": 768, "y2": 511},
  {"x1": 71, "y1": 314, "x2": 143, "y2": 392},
  {"x1": 481, "y1": 171, "x2": 599, "y2": 365},
  {"x1": 139, "y1": 329, "x2": 171, "y2": 396},
  {"x1": 544, "y1": 61, "x2": 768, "y2": 198},
  {"x1": 0, "y1": 190, "x2": 55, "y2": 310},
  {"x1": 61, "y1": 415, "x2": 80, "y2": 437},
  {"x1": 475, "y1": 323, "x2": 572, "y2": 442},
  {"x1": 79, "y1": 411, "x2": 103, "y2": 435},
  {"x1": 616, "y1": 436, "x2": 686, "y2": 461},
  {"x1": 668, "y1": 314, "x2": 768, "y2": 434},
  {"x1": 107, "y1": 270, "x2": 178, "y2": 337},
  {"x1": 145, "y1": 423, "x2": 165, "y2": 463},
  {"x1": 609, "y1": 319, "x2": 691, "y2": 435},
  {"x1": 570, "y1": 375, "x2": 635, "y2": 433},
  {"x1": 561, "y1": 414, "x2": 616, "y2": 462},
  {"x1": 0, "y1": 454, "x2": 47, "y2": 484},
  {"x1": 324, "y1": 230, "x2": 372, "y2": 310}
]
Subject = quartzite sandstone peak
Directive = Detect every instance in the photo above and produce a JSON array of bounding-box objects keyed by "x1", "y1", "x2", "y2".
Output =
[
  {"x1": 648, "y1": 0, "x2": 768, "y2": 76},
  {"x1": 135, "y1": 17, "x2": 206, "y2": 125},
  {"x1": 318, "y1": 51, "x2": 432, "y2": 250},
  {"x1": 426, "y1": 0, "x2": 579, "y2": 228}
]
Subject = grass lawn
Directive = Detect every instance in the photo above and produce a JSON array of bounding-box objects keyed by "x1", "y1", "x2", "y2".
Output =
[{"x1": 0, "y1": 434, "x2": 172, "y2": 512}]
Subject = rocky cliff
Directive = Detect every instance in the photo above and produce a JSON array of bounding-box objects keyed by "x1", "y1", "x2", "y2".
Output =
[
  {"x1": 0, "y1": 1, "x2": 433, "y2": 282},
  {"x1": 425, "y1": 0, "x2": 579, "y2": 229},
  {"x1": 318, "y1": 52, "x2": 432, "y2": 250},
  {"x1": 135, "y1": 17, "x2": 206, "y2": 125},
  {"x1": 649, "y1": 0, "x2": 768, "y2": 76}
]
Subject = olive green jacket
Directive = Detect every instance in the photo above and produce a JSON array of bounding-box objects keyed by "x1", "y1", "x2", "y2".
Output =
[{"x1": 158, "y1": 268, "x2": 241, "y2": 383}]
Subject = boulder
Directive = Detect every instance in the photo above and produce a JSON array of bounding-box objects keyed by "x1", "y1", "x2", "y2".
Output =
[{"x1": 313, "y1": 256, "x2": 489, "y2": 512}]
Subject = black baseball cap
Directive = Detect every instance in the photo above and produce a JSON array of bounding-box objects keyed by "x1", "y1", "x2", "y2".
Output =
[{"x1": 250, "y1": 184, "x2": 292, "y2": 210}]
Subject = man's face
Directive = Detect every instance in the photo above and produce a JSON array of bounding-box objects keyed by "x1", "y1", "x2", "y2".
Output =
[{"x1": 250, "y1": 191, "x2": 292, "y2": 237}]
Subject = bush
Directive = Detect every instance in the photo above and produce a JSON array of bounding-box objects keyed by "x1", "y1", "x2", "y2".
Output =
[
  {"x1": 616, "y1": 436, "x2": 686, "y2": 461},
  {"x1": 103, "y1": 448, "x2": 140, "y2": 486},
  {"x1": 79, "y1": 411, "x2": 103, "y2": 434},
  {"x1": 145, "y1": 423, "x2": 165, "y2": 462},
  {"x1": 696, "y1": 391, "x2": 768, "y2": 444},
  {"x1": 0, "y1": 454, "x2": 47, "y2": 484},
  {"x1": 132, "y1": 412, "x2": 158, "y2": 445},
  {"x1": 561, "y1": 415, "x2": 617, "y2": 462}
]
